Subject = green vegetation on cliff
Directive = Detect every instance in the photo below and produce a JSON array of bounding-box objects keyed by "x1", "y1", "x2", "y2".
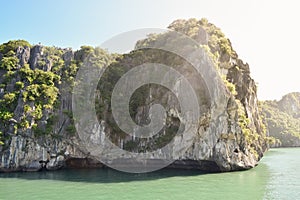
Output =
[
  {"x1": 0, "y1": 40, "x2": 113, "y2": 145},
  {"x1": 0, "y1": 19, "x2": 270, "y2": 164},
  {"x1": 0, "y1": 40, "x2": 31, "y2": 55},
  {"x1": 96, "y1": 18, "x2": 269, "y2": 158},
  {"x1": 0, "y1": 18, "x2": 274, "y2": 172},
  {"x1": 260, "y1": 92, "x2": 300, "y2": 147}
]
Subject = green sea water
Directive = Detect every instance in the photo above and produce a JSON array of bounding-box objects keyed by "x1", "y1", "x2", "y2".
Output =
[{"x1": 0, "y1": 148, "x2": 299, "y2": 200}]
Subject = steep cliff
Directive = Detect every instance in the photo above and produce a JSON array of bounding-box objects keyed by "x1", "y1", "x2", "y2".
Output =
[
  {"x1": 260, "y1": 92, "x2": 300, "y2": 147},
  {"x1": 0, "y1": 42, "x2": 111, "y2": 171},
  {"x1": 0, "y1": 18, "x2": 269, "y2": 172}
]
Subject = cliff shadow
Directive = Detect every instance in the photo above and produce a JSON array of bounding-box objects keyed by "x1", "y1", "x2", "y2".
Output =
[{"x1": 0, "y1": 167, "x2": 209, "y2": 183}]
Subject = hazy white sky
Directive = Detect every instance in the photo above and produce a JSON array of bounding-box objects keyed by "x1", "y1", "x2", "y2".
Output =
[{"x1": 1, "y1": 0, "x2": 299, "y2": 100}]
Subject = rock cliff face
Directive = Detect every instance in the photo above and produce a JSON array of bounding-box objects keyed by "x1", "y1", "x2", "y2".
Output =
[
  {"x1": 0, "y1": 18, "x2": 269, "y2": 172},
  {"x1": 0, "y1": 42, "x2": 108, "y2": 172},
  {"x1": 260, "y1": 92, "x2": 300, "y2": 147}
]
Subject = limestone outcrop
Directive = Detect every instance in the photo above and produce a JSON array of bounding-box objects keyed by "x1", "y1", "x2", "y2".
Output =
[{"x1": 0, "y1": 19, "x2": 269, "y2": 172}]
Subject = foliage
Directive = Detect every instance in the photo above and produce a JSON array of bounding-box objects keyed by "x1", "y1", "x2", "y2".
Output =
[
  {"x1": 0, "y1": 111, "x2": 13, "y2": 121},
  {"x1": 236, "y1": 100, "x2": 260, "y2": 158},
  {"x1": 260, "y1": 94, "x2": 300, "y2": 146},
  {"x1": 0, "y1": 56, "x2": 19, "y2": 71},
  {"x1": 3, "y1": 92, "x2": 16, "y2": 104},
  {"x1": 0, "y1": 40, "x2": 117, "y2": 141},
  {"x1": 0, "y1": 18, "x2": 270, "y2": 157},
  {"x1": 0, "y1": 40, "x2": 31, "y2": 55},
  {"x1": 0, "y1": 41, "x2": 62, "y2": 138},
  {"x1": 0, "y1": 91, "x2": 18, "y2": 121},
  {"x1": 0, "y1": 131, "x2": 4, "y2": 145},
  {"x1": 167, "y1": 18, "x2": 235, "y2": 57},
  {"x1": 221, "y1": 75, "x2": 237, "y2": 96},
  {"x1": 15, "y1": 81, "x2": 24, "y2": 89}
]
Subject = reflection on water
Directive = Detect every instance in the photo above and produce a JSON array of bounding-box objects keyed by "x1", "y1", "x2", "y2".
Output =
[
  {"x1": 0, "y1": 168, "x2": 204, "y2": 183},
  {"x1": 0, "y1": 148, "x2": 299, "y2": 200}
]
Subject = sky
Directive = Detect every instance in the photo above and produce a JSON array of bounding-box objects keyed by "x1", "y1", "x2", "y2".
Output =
[{"x1": 1, "y1": 0, "x2": 299, "y2": 100}]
